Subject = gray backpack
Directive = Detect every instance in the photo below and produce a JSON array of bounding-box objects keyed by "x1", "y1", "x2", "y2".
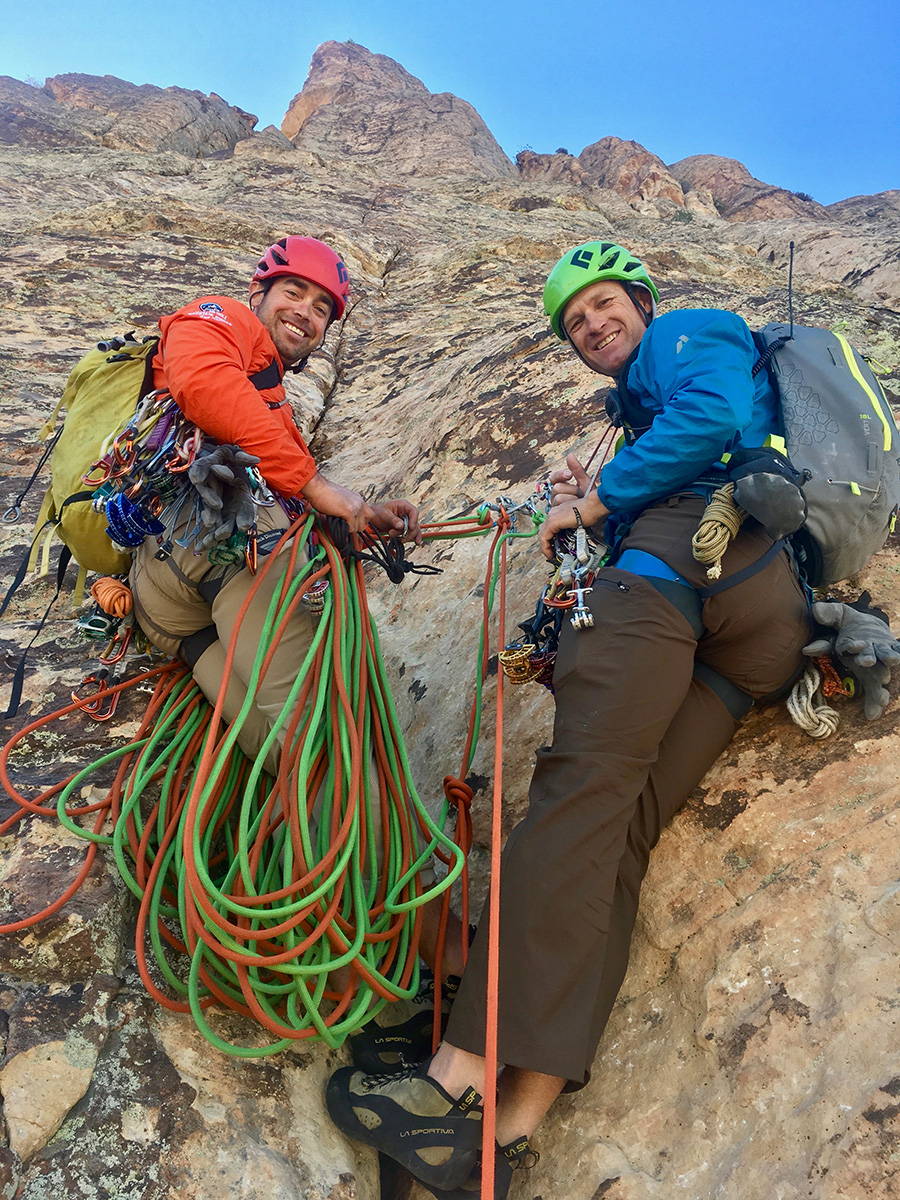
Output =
[{"x1": 753, "y1": 323, "x2": 900, "y2": 586}]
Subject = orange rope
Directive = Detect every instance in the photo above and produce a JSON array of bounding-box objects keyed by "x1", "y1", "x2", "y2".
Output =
[
  {"x1": 90, "y1": 576, "x2": 133, "y2": 617},
  {"x1": 481, "y1": 527, "x2": 507, "y2": 1198},
  {"x1": 0, "y1": 664, "x2": 183, "y2": 933}
]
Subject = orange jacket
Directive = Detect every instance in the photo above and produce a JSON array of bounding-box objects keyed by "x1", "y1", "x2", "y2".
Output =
[{"x1": 151, "y1": 295, "x2": 317, "y2": 497}]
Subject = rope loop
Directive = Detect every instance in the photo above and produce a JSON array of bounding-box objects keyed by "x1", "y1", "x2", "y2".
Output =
[
  {"x1": 90, "y1": 576, "x2": 133, "y2": 617},
  {"x1": 786, "y1": 662, "x2": 840, "y2": 738},
  {"x1": 692, "y1": 482, "x2": 746, "y2": 580},
  {"x1": 442, "y1": 775, "x2": 474, "y2": 812}
]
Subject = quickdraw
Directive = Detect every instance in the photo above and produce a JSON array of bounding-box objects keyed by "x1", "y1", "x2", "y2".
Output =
[{"x1": 496, "y1": 483, "x2": 611, "y2": 690}]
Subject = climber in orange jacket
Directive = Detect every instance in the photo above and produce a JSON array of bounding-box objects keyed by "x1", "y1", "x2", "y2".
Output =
[
  {"x1": 128, "y1": 233, "x2": 463, "y2": 1004},
  {"x1": 130, "y1": 235, "x2": 418, "y2": 742},
  {"x1": 149, "y1": 236, "x2": 407, "y2": 523}
]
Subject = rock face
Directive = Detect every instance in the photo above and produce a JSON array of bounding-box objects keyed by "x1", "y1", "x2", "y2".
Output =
[
  {"x1": 1, "y1": 40, "x2": 899, "y2": 1200},
  {"x1": 828, "y1": 190, "x2": 900, "y2": 228},
  {"x1": 517, "y1": 139, "x2": 722, "y2": 217},
  {"x1": 579, "y1": 135, "x2": 687, "y2": 207},
  {"x1": 0, "y1": 73, "x2": 257, "y2": 157},
  {"x1": 516, "y1": 148, "x2": 588, "y2": 186},
  {"x1": 281, "y1": 41, "x2": 515, "y2": 179},
  {"x1": 670, "y1": 153, "x2": 827, "y2": 221},
  {"x1": 0, "y1": 75, "x2": 109, "y2": 147}
]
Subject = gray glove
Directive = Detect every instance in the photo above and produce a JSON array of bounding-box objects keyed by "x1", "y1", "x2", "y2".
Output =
[
  {"x1": 803, "y1": 600, "x2": 900, "y2": 720},
  {"x1": 198, "y1": 486, "x2": 257, "y2": 546},
  {"x1": 188, "y1": 444, "x2": 260, "y2": 548}
]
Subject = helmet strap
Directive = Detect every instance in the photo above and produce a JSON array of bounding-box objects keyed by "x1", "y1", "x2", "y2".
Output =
[{"x1": 623, "y1": 282, "x2": 655, "y2": 327}]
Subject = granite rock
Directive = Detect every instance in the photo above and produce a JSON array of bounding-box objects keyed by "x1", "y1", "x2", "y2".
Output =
[
  {"x1": 669, "y1": 153, "x2": 828, "y2": 221},
  {"x1": 1, "y1": 73, "x2": 259, "y2": 157},
  {"x1": 580, "y1": 135, "x2": 688, "y2": 207},
  {"x1": 282, "y1": 41, "x2": 515, "y2": 180},
  {"x1": 516, "y1": 148, "x2": 588, "y2": 186}
]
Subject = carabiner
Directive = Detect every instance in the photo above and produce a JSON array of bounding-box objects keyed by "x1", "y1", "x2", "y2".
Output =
[
  {"x1": 245, "y1": 525, "x2": 258, "y2": 574},
  {"x1": 167, "y1": 431, "x2": 202, "y2": 473},
  {"x1": 71, "y1": 669, "x2": 120, "y2": 721},
  {"x1": 82, "y1": 462, "x2": 115, "y2": 488},
  {"x1": 98, "y1": 621, "x2": 133, "y2": 665}
]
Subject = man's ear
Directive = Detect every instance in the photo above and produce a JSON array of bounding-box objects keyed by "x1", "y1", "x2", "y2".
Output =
[
  {"x1": 624, "y1": 282, "x2": 653, "y2": 327},
  {"x1": 248, "y1": 284, "x2": 265, "y2": 312}
]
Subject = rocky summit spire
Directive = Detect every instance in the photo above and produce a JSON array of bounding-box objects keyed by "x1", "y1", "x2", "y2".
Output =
[{"x1": 281, "y1": 41, "x2": 515, "y2": 180}]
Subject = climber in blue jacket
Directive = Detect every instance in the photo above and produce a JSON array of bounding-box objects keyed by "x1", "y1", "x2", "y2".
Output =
[{"x1": 324, "y1": 243, "x2": 813, "y2": 1198}]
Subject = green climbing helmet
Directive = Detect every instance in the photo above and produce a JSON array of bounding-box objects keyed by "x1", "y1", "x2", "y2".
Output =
[{"x1": 543, "y1": 241, "x2": 660, "y2": 340}]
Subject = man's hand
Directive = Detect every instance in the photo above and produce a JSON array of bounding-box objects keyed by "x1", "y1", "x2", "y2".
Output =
[
  {"x1": 301, "y1": 472, "x2": 375, "y2": 533},
  {"x1": 539, "y1": 491, "x2": 609, "y2": 560},
  {"x1": 549, "y1": 453, "x2": 591, "y2": 508},
  {"x1": 369, "y1": 499, "x2": 422, "y2": 544}
]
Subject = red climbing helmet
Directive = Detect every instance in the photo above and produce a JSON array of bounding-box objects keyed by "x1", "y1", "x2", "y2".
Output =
[{"x1": 252, "y1": 236, "x2": 350, "y2": 321}]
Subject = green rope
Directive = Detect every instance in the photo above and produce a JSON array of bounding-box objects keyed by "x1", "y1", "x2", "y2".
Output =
[{"x1": 55, "y1": 514, "x2": 538, "y2": 1055}]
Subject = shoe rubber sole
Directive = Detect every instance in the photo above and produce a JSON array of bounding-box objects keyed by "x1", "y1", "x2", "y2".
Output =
[{"x1": 325, "y1": 1066, "x2": 481, "y2": 1191}]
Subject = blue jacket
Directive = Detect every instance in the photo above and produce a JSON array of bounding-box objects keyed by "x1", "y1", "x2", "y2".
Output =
[{"x1": 597, "y1": 309, "x2": 781, "y2": 517}]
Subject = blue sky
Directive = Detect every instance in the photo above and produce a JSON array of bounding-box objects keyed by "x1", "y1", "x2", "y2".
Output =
[{"x1": 2, "y1": 0, "x2": 898, "y2": 205}]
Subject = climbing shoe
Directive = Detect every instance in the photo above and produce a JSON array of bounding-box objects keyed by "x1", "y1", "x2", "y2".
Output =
[
  {"x1": 348, "y1": 968, "x2": 461, "y2": 1074},
  {"x1": 325, "y1": 1063, "x2": 483, "y2": 1190},
  {"x1": 419, "y1": 1135, "x2": 539, "y2": 1199}
]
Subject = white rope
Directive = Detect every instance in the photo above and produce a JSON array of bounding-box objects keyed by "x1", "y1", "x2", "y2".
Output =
[{"x1": 786, "y1": 662, "x2": 840, "y2": 738}]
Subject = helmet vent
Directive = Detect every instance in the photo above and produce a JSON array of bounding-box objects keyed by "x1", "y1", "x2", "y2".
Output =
[
  {"x1": 270, "y1": 249, "x2": 288, "y2": 266},
  {"x1": 275, "y1": 238, "x2": 288, "y2": 250}
]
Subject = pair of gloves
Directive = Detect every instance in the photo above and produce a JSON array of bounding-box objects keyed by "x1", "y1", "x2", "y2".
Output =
[
  {"x1": 803, "y1": 596, "x2": 900, "y2": 720},
  {"x1": 187, "y1": 443, "x2": 260, "y2": 549}
]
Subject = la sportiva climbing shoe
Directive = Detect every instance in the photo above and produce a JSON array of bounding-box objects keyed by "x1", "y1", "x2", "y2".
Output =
[
  {"x1": 325, "y1": 1063, "x2": 483, "y2": 1190},
  {"x1": 419, "y1": 1135, "x2": 539, "y2": 1199},
  {"x1": 348, "y1": 969, "x2": 461, "y2": 1074}
]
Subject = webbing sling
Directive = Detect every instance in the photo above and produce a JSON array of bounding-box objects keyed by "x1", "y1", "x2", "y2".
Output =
[{"x1": 1, "y1": 546, "x2": 73, "y2": 720}]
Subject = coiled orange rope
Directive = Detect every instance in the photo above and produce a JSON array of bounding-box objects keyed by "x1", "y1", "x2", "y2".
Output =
[{"x1": 90, "y1": 576, "x2": 133, "y2": 617}]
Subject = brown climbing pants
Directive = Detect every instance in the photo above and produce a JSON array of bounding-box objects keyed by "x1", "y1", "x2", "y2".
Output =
[{"x1": 444, "y1": 492, "x2": 811, "y2": 1087}]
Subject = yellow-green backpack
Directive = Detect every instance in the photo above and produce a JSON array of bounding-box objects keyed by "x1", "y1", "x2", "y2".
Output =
[
  {"x1": 1, "y1": 333, "x2": 159, "y2": 718},
  {"x1": 22, "y1": 333, "x2": 159, "y2": 589}
]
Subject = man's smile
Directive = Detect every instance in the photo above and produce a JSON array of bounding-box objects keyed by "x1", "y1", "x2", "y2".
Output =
[{"x1": 593, "y1": 330, "x2": 618, "y2": 351}]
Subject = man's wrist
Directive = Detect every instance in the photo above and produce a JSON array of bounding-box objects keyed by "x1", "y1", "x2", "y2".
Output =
[{"x1": 577, "y1": 491, "x2": 609, "y2": 526}]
